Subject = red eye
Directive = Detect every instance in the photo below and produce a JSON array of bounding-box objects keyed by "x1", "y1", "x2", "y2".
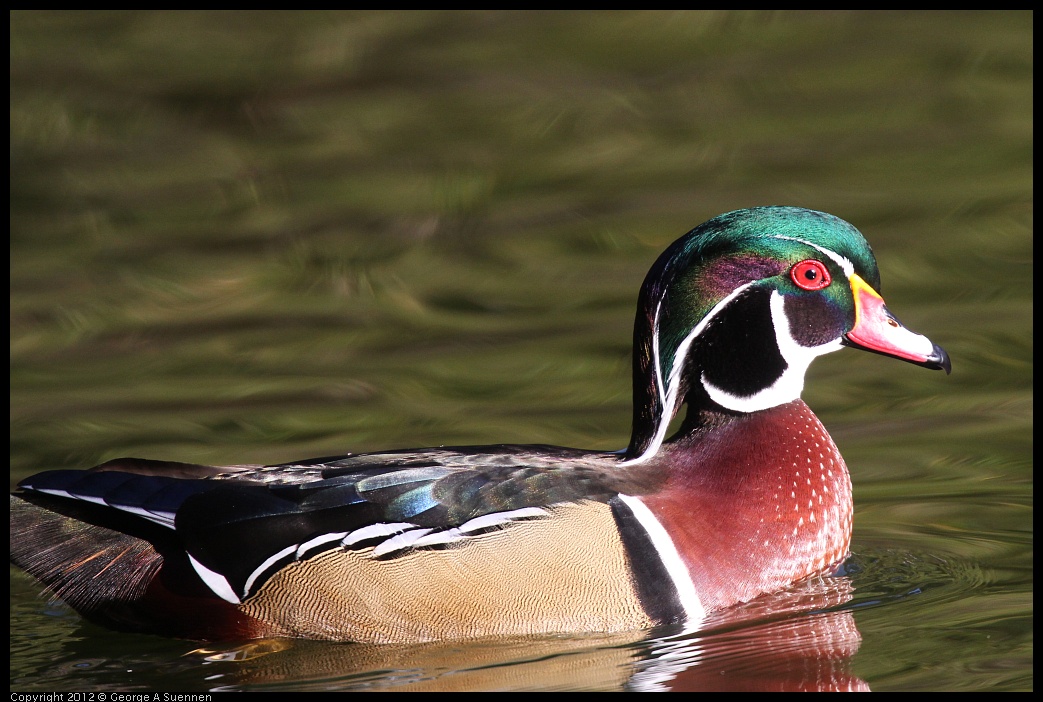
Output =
[{"x1": 790, "y1": 259, "x2": 831, "y2": 291}]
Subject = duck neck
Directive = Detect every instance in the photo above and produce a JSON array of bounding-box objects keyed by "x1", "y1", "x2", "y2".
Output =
[
  {"x1": 624, "y1": 327, "x2": 754, "y2": 464},
  {"x1": 640, "y1": 399, "x2": 854, "y2": 611},
  {"x1": 623, "y1": 273, "x2": 793, "y2": 464}
]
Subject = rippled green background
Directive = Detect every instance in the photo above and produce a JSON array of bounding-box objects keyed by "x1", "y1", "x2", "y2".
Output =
[{"x1": 10, "y1": 10, "x2": 1031, "y2": 691}]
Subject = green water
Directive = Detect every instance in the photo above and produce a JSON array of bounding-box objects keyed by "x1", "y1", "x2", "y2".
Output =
[{"x1": 10, "y1": 11, "x2": 1031, "y2": 691}]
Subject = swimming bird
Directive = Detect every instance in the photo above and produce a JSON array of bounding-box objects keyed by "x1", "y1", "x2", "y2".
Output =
[{"x1": 9, "y1": 206, "x2": 950, "y2": 643}]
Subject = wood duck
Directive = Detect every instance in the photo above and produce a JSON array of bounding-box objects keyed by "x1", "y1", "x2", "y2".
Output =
[{"x1": 10, "y1": 207, "x2": 950, "y2": 643}]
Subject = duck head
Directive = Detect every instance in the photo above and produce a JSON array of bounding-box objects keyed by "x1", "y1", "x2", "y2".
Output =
[{"x1": 625, "y1": 206, "x2": 950, "y2": 463}]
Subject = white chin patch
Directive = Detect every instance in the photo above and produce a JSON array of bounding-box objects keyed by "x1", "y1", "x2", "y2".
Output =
[{"x1": 702, "y1": 290, "x2": 843, "y2": 413}]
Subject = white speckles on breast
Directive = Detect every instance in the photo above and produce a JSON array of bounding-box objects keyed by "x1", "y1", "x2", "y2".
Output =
[
  {"x1": 678, "y1": 400, "x2": 854, "y2": 613},
  {"x1": 757, "y1": 402, "x2": 853, "y2": 590}
]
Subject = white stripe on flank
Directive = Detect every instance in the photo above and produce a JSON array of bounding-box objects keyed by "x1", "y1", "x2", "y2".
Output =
[
  {"x1": 616, "y1": 493, "x2": 705, "y2": 624},
  {"x1": 457, "y1": 507, "x2": 548, "y2": 532},
  {"x1": 243, "y1": 544, "x2": 298, "y2": 598},
  {"x1": 296, "y1": 532, "x2": 349, "y2": 558},
  {"x1": 369, "y1": 508, "x2": 550, "y2": 556},
  {"x1": 405, "y1": 529, "x2": 465, "y2": 548},
  {"x1": 220, "y1": 510, "x2": 553, "y2": 602},
  {"x1": 189, "y1": 554, "x2": 242, "y2": 604},
  {"x1": 341, "y1": 522, "x2": 417, "y2": 547},
  {"x1": 371, "y1": 528, "x2": 436, "y2": 557}
]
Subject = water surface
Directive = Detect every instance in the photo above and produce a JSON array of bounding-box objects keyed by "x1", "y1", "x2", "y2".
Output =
[{"x1": 10, "y1": 10, "x2": 1032, "y2": 692}]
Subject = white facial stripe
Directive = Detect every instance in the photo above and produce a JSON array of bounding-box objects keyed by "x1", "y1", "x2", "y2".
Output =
[
  {"x1": 772, "y1": 235, "x2": 854, "y2": 276},
  {"x1": 625, "y1": 281, "x2": 758, "y2": 466},
  {"x1": 652, "y1": 300, "x2": 665, "y2": 404},
  {"x1": 770, "y1": 288, "x2": 845, "y2": 361},
  {"x1": 616, "y1": 494, "x2": 705, "y2": 624},
  {"x1": 701, "y1": 290, "x2": 843, "y2": 412}
]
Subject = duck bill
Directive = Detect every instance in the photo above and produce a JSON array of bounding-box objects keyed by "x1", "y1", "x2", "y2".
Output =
[{"x1": 842, "y1": 274, "x2": 951, "y2": 374}]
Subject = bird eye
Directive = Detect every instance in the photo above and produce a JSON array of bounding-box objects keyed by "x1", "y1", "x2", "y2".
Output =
[{"x1": 790, "y1": 259, "x2": 831, "y2": 291}]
